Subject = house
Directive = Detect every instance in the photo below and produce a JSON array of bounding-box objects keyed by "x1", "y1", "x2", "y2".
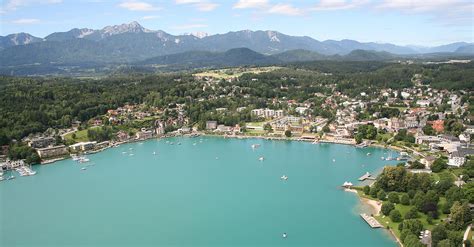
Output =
[
  {"x1": 69, "y1": 141, "x2": 97, "y2": 152},
  {"x1": 36, "y1": 145, "x2": 68, "y2": 159},
  {"x1": 448, "y1": 152, "x2": 465, "y2": 167},
  {"x1": 216, "y1": 125, "x2": 232, "y2": 132},
  {"x1": 206, "y1": 121, "x2": 218, "y2": 130},
  {"x1": 136, "y1": 130, "x2": 153, "y2": 140},
  {"x1": 28, "y1": 137, "x2": 55, "y2": 149},
  {"x1": 295, "y1": 107, "x2": 308, "y2": 115},
  {"x1": 420, "y1": 156, "x2": 436, "y2": 168},
  {"x1": 116, "y1": 131, "x2": 130, "y2": 142},
  {"x1": 416, "y1": 100, "x2": 431, "y2": 107}
]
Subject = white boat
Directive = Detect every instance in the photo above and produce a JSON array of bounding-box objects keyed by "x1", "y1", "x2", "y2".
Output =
[
  {"x1": 258, "y1": 157, "x2": 264, "y2": 161},
  {"x1": 81, "y1": 167, "x2": 87, "y2": 171},
  {"x1": 381, "y1": 156, "x2": 384, "y2": 160},
  {"x1": 282, "y1": 233, "x2": 287, "y2": 238},
  {"x1": 281, "y1": 175, "x2": 288, "y2": 180},
  {"x1": 342, "y1": 181, "x2": 353, "y2": 187},
  {"x1": 193, "y1": 143, "x2": 197, "y2": 146},
  {"x1": 367, "y1": 152, "x2": 371, "y2": 156},
  {"x1": 332, "y1": 159, "x2": 336, "y2": 162},
  {"x1": 8, "y1": 175, "x2": 15, "y2": 180},
  {"x1": 153, "y1": 151, "x2": 156, "y2": 155},
  {"x1": 129, "y1": 153, "x2": 134, "y2": 156},
  {"x1": 251, "y1": 144, "x2": 261, "y2": 149}
]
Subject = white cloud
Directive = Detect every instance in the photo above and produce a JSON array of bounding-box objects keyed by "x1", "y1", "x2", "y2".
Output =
[
  {"x1": 11, "y1": 18, "x2": 40, "y2": 24},
  {"x1": 376, "y1": 0, "x2": 474, "y2": 25},
  {"x1": 175, "y1": 0, "x2": 218, "y2": 11},
  {"x1": 172, "y1": 23, "x2": 208, "y2": 29},
  {"x1": 233, "y1": 0, "x2": 269, "y2": 9},
  {"x1": 2, "y1": 0, "x2": 62, "y2": 12},
  {"x1": 312, "y1": 0, "x2": 369, "y2": 11},
  {"x1": 141, "y1": 15, "x2": 160, "y2": 20},
  {"x1": 268, "y1": 3, "x2": 303, "y2": 15},
  {"x1": 118, "y1": 1, "x2": 160, "y2": 11}
]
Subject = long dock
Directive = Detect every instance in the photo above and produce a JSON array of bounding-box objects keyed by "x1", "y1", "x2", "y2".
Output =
[
  {"x1": 359, "y1": 172, "x2": 376, "y2": 181},
  {"x1": 360, "y1": 213, "x2": 382, "y2": 228}
]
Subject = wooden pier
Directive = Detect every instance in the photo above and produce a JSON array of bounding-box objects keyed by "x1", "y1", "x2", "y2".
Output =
[
  {"x1": 360, "y1": 213, "x2": 383, "y2": 228},
  {"x1": 359, "y1": 172, "x2": 376, "y2": 181}
]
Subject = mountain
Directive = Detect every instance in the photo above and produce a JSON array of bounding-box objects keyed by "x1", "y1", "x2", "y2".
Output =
[
  {"x1": 342, "y1": 49, "x2": 395, "y2": 61},
  {"x1": 0, "y1": 33, "x2": 43, "y2": 49},
  {"x1": 139, "y1": 48, "x2": 279, "y2": 67},
  {"x1": 455, "y1": 45, "x2": 474, "y2": 54},
  {"x1": 0, "y1": 21, "x2": 472, "y2": 68}
]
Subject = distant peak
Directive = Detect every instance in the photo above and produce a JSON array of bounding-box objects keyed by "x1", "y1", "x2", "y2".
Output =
[
  {"x1": 191, "y1": 32, "x2": 209, "y2": 39},
  {"x1": 101, "y1": 21, "x2": 151, "y2": 35}
]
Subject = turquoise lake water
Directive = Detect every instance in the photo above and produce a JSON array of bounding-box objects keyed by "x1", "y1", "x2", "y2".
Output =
[{"x1": 1, "y1": 137, "x2": 400, "y2": 247}]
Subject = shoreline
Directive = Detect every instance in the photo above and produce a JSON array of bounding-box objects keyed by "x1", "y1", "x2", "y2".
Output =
[{"x1": 345, "y1": 190, "x2": 403, "y2": 247}]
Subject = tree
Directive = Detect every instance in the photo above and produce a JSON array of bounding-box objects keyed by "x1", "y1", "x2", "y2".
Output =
[
  {"x1": 377, "y1": 190, "x2": 387, "y2": 200},
  {"x1": 404, "y1": 207, "x2": 418, "y2": 219},
  {"x1": 432, "y1": 158, "x2": 447, "y2": 173},
  {"x1": 390, "y1": 209, "x2": 402, "y2": 222},
  {"x1": 403, "y1": 234, "x2": 424, "y2": 247},
  {"x1": 450, "y1": 201, "x2": 472, "y2": 230},
  {"x1": 437, "y1": 239, "x2": 455, "y2": 247},
  {"x1": 381, "y1": 202, "x2": 395, "y2": 216},
  {"x1": 399, "y1": 219, "x2": 423, "y2": 235},
  {"x1": 388, "y1": 192, "x2": 399, "y2": 203},
  {"x1": 400, "y1": 194, "x2": 410, "y2": 205},
  {"x1": 431, "y1": 224, "x2": 448, "y2": 246},
  {"x1": 363, "y1": 185, "x2": 370, "y2": 195},
  {"x1": 422, "y1": 124, "x2": 436, "y2": 135},
  {"x1": 322, "y1": 125, "x2": 330, "y2": 133},
  {"x1": 284, "y1": 130, "x2": 292, "y2": 137},
  {"x1": 263, "y1": 123, "x2": 273, "y2": 132}
]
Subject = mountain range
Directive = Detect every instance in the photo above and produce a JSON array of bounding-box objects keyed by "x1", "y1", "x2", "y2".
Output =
[{"x1": 0, "y1": 21, "x2": 472, "y2": 69}]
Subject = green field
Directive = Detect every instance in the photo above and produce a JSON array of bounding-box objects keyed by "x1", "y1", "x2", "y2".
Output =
[{"x1": 64, "y1": 126, "x2": 101, "y2": 143}]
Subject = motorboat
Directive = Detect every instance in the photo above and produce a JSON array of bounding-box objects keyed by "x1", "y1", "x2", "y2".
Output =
[
  {"x1": 332, "y1": 159, "x2": 336, "y2": 162},
  {"x1": 281, "y1": 175, "x2": 288, "y2": 180},
  {"x1": 282, "y1": 233, "x2": 287, "y2": 238},
  {"x1": 81, "y1": 167, "x2": 87, "y2": 171},
  {"x1": 366, "y1": 152, "x2": 371, "y2": 156},
  {"x1": 258, "y1": 157, "x2": 264, "y2": 161}
]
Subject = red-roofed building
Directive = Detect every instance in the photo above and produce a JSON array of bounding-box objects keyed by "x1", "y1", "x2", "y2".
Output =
[{"x1": 431, "y1": 120, "x2": 444, "y2": 133}]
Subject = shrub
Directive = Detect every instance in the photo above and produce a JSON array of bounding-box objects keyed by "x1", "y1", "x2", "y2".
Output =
[
  {"x1": 381, "y1": 202, "x2": 395, "y2": 216},
  {"x1": 390, "y1": 209, "x2": 402, "y2": 222},
  {"x1": 388, "y1": 192, "x2": 399, "y2": 203}
]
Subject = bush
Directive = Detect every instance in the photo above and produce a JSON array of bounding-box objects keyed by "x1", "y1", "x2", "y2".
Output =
[
  {"x1": 400, "y1": 194, "x2": 410, "y2": 205},
  {"x1": 432, "y1": 158, "x2": 447, "y2": 173},
  {"x1": 431, "y1": 224, "x2": 448, "y2": 246},
  {"x1": 381, "y1": 202, "x2": 395, "y2": 216},
  {"x1": 390, "y1": 209, "x2": 402, "y2": 222},
  {"x1": 284, "y1": 130, "x2": 292, "y2": 137},
  {"x1": 399, "y1": 219, "x2": 423, "y2": 235},
  {"x1": 388, "y1": 192, "x2": 399, "y2": 203},
  {"x1": 370, "y1": 187, "x2": 379, "y2": 198}
]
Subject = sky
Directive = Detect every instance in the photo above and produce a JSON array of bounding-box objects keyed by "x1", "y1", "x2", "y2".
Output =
[{"x1": 0, "y1": 0, "x2": 473, "y2": 46}]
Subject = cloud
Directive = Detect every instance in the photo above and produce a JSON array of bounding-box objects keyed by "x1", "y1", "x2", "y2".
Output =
[
  {"x1": 172, "y1": 23, "x2": 208, "y2": 29},
  {"x1": 175, "y1": 0, "x2": 218, "y2": 11},
  {"x1": 11, "y1": 18, "x2": 40, "y2": 24},
  {"x1": 376, "y1": 0, "x2": 474, "y2": 25},
  {"x1": 312, "y1": 0, "x2": 369, "y2": 11},
  {"x1": 2, "y1": 0, "x2": 62, "y2": 12},
  {"x1": 233, "y1": 0, "x2": 269, "y2": 9},
  {"x1": 118, "y1": 1, "x2": 160, "y2": 11},
  {"x1": 141, "y1": 15, "x2": 160, "y2": 20},
  {"x1": 268, "y1": 3, "x2": 303, "y2": 15}
]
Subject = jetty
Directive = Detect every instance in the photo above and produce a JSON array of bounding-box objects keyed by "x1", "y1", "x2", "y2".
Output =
[
  {"x1": 358, "y1": 172, "x2": 376, "y2": 181},
  {"x1": 360, "y1": 213, "x2": 382, "y2": 228}
]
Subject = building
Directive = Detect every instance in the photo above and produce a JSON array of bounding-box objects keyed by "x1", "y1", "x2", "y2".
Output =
[
  {"x1": 28, "y1": 137, "x2": 55, "y2": 149},
  {"x1": 448, "y1": 152, "x2": 465, "y2": 167},
  {"x1": 206, "y1": 121, "x2": 218, "y2": 130},
  {"x1": 69, "y1": 141, "x2": 97, "y2": 152},
  {"x1": 416, "y1": 100, "x2": 431, "y2": 107},
  {"x1": 136, "y1": 130, "x2": 153, "y2": 140},
  {"x1": 116, "y1": 131, "x2": 130, "y2": 142},
  {"x1": 36, "y1": 145, "x2": 68, "y2": 159}
]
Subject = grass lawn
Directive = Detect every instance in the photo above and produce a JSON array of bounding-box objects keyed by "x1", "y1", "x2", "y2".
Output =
[
  {"x1": 193, "y1": 66, "x2": 281, "y2": 79},
  {"x1": 64, "y1": 126, "x2": 101, "y2": 143},
  {"x1": 246, "y1": 122, "x2": 266, "y2": 127}
]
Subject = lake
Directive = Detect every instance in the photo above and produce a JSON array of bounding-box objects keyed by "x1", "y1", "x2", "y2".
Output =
[{"x1": 0, "y1": 136, "x2": 399, "y2": 246}]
